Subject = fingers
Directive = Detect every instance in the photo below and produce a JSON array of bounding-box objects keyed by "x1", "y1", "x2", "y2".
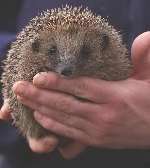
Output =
[
  {"x1": 13, "y1": 81, "x2": 104, "y2": 119},
  {"x1": 131, "y1": 31, "x2": 150, "y2": 79},
  {"x1": 35, "y1": 108, "x2": 95, "y2": 135},
  {"x1": 28, "y1": 135, "x2": 59, "y2": 153},
  {"x1": 13, "y1": 81, "x2": 80, "y2": 114},
  {"x1": 28, "y1": 135, "x2": 86, "y2": 159},
  {"x1": 0, "y1": 99, "x2": 12, "y2": 120},
  {"x1": 33, "y1": 112, "x2": 90, "y2": 144},
  {"x1": 58, "y1": 142, "x2": 87, "y2": 159},
  {"x1": 33, "y1": 72, "x2": 120, "y2": 103}
]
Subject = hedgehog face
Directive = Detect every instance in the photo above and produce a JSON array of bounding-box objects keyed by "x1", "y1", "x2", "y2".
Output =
[{"x1": 30, "y1": 27, "x2": 111, "y2": 78}]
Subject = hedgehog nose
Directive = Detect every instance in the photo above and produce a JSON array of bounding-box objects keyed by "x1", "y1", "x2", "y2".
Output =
[{"x1": 61, "y1": 66, "x2": 73, "y2": 76}]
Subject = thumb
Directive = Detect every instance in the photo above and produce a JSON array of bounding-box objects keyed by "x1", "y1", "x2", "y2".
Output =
[{"x1": 131, "y1": 31, "x2": 150, "y2": 80}]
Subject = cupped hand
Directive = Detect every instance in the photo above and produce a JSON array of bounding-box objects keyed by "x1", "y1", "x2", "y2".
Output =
[{"x1": 14, "y1": 31, "x2": 150, "y2": 147}]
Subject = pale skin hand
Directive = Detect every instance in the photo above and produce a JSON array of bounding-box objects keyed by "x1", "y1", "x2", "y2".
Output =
[{"x1": 1, "y1": 31, "x2": 150, "y2": 159}]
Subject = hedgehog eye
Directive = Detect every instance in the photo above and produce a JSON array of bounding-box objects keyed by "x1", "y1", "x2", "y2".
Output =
[
  {"x1": 100, "y1": 33, "x2": 109, "y2": 50},
  {"x1": 48, "y1": 46, "x2": 57, "y2": 55},
  {"x1": 32, "y1": 39, "x2": 40, "y2": 52}
]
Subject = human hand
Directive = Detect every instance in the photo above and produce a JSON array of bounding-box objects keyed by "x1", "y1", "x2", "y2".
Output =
[{"x1": 11, "y1": 80, "x2": 86, "y2": 159}]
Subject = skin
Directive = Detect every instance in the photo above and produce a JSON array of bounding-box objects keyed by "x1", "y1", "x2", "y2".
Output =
[{"x1": 1, "y1": 31, "x2": 150, "y2": 159}]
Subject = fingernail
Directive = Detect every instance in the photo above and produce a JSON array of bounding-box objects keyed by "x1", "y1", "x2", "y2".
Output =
[
  {"x1": 12, "y1": 82, "x2": 27, "y2": 96},
  {"x1": 33, "y1": 73, "x2": 47, "y2": 85},
  {"x1": 33, "y1": 72, "x2": 58, "y2": 86}
]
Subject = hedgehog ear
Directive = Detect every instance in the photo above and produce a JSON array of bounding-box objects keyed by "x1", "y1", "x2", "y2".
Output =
[
  {"x1": 32, "y1": 39, "x2": 40, "y2": 52},
  {"x1": 100, "y1": 33, "x2": 109, "y2": 50}
]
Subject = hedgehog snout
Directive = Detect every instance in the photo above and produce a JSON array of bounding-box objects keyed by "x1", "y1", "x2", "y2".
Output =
[
  {"x1": 61, "y1": 66, "x2": 73, "y2": 76},
  {"x1": 56, "y1": 63, "x2": 74, "y2": 76}
]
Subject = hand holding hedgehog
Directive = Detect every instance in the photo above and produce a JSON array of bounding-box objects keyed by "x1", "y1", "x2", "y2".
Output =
[
  {"x1": 9, "y1": 31, "x2": 150, "y2": 159},
  {"x1": 1, "y1": 6, "x2": 150, "y2": 159}
]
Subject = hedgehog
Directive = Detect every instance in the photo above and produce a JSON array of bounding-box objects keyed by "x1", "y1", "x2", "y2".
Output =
[{"x1": 1, "y1": 6, "x2": 132, "y2": 140}]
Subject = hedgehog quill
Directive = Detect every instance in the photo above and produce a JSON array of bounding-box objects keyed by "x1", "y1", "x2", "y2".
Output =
[{"x1": 1, "y1": 6, "x2": 132, "y2": 139}]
